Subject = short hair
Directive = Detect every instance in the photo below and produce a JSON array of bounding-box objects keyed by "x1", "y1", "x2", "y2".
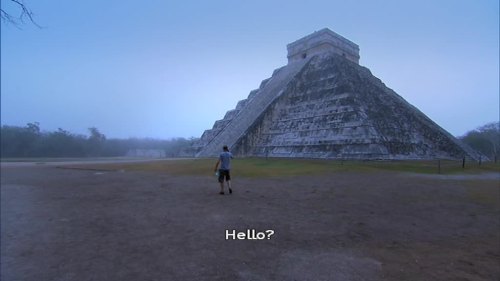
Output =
[{"x1": 223, "y1": 145, "x2": 229, "y2": 151}]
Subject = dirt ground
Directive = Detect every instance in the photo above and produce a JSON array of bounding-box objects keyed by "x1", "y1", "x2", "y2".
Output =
[{"x1": 1, "y1": 161, "x2": 499, "y2": 281}]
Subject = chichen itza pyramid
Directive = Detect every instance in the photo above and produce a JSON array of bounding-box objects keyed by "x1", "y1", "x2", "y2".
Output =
[{"x1": 194, "y1": 28, "x2": 480, "y2": 160}]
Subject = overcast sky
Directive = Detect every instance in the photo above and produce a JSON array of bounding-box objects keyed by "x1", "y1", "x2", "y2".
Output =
[{"x1": 1, "y1": 0, "x2": 498, "y2": 139}]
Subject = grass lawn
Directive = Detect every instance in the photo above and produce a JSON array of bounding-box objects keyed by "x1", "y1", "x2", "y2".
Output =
[{"x1": 56, "y1": 157, "x2": 500, "y2": 178}]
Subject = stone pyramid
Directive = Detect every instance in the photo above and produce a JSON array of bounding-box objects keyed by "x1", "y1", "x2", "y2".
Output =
[{"x1": 194, "y1": 28, "x2": 479, "y2": 160}]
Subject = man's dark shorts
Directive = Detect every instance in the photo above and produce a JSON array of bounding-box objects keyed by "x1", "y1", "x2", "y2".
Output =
[{"x1": 218, "y1": 169, "x2": 231, "y2": 183}]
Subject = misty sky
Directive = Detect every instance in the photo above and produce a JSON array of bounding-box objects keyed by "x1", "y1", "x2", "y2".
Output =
[{"x1": 1, "y1": 0, "x2": 498, "y2": 139}]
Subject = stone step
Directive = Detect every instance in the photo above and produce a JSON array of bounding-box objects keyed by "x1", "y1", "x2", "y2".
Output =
[{"x1": 196, "y1": 60, "x2": 309, "y2": 157}]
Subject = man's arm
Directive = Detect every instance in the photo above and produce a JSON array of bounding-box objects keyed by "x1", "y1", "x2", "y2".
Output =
[{"x1": 214, "y1": 159, "x2": 220, "y2": 172}]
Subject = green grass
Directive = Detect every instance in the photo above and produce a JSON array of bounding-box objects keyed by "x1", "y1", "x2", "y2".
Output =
[
  {"x1": 59, "y1": 157, "x2": 500, "y2": 178},
  {"x1": 233, "y1": 158, "x2": 346, "y2": 177},
  {"x1": 357, "y1": 160, "x2": 500, "y2": 175}
]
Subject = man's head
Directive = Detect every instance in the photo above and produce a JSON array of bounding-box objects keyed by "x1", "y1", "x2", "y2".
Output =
[{"x1": 223, "y1": 145, "x2": 229, "y2": 152}]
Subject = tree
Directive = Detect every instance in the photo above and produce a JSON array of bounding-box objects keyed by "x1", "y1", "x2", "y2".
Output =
[
  {"x1": 88, "y1": 127, "x2": 106, "y2": 143},
  {"x1": 87, "y1": 127, "x2": 106, "y2": 156},
  {"x1": 37, "y1": 128, "x2": 86, "y2": 157},
  {"x1": 0, "y1": 122, "x2": 41, "y2": 157},
  {"x1": 1, "y1": 0, "x2": 40, "y2": 27},
  {"x1": 26, "y1": 121, "x2": 40, "y2": 135},
  {"x1": 460, "y1": 122, "x2": 500, "y2": 162}
]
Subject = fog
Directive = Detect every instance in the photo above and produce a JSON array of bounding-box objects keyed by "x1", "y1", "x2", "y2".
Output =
[{"x1": 1, "y1": 0, "x2": 498, "y2": 139}]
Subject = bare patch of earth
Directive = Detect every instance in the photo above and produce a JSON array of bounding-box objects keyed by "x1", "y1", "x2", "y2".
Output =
[{"x1": 1, "y1": 165, "x2": 499, "y2": 280}]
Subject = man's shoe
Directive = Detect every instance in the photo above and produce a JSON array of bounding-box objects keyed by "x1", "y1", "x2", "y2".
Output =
[
  {"x1": 219, "y1": 191, "x2": 224, "y2": 195},
  {"x1": 229, "y1": 188, "x2": 232, "y2": 194}
]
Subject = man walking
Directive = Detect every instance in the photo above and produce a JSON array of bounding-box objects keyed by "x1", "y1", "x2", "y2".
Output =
[{"x1": 214, "y1": 145, "x2": 233, "y2": 195}]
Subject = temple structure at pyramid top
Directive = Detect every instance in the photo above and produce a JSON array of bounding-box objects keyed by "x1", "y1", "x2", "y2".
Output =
[{"x1": 286, "y1": 28, "x2": 360, "y2": 64}]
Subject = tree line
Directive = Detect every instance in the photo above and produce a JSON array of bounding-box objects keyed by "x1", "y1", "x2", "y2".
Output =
[
  {"x1": 0, "y1": 123, "x2": 197, "y2": 158},
  {"x1": 1, "y1": 122, "x2": 498, "y2": 160},
  {"x1": 459, "y1": 122, "x2": 499, "y2": 162}
]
